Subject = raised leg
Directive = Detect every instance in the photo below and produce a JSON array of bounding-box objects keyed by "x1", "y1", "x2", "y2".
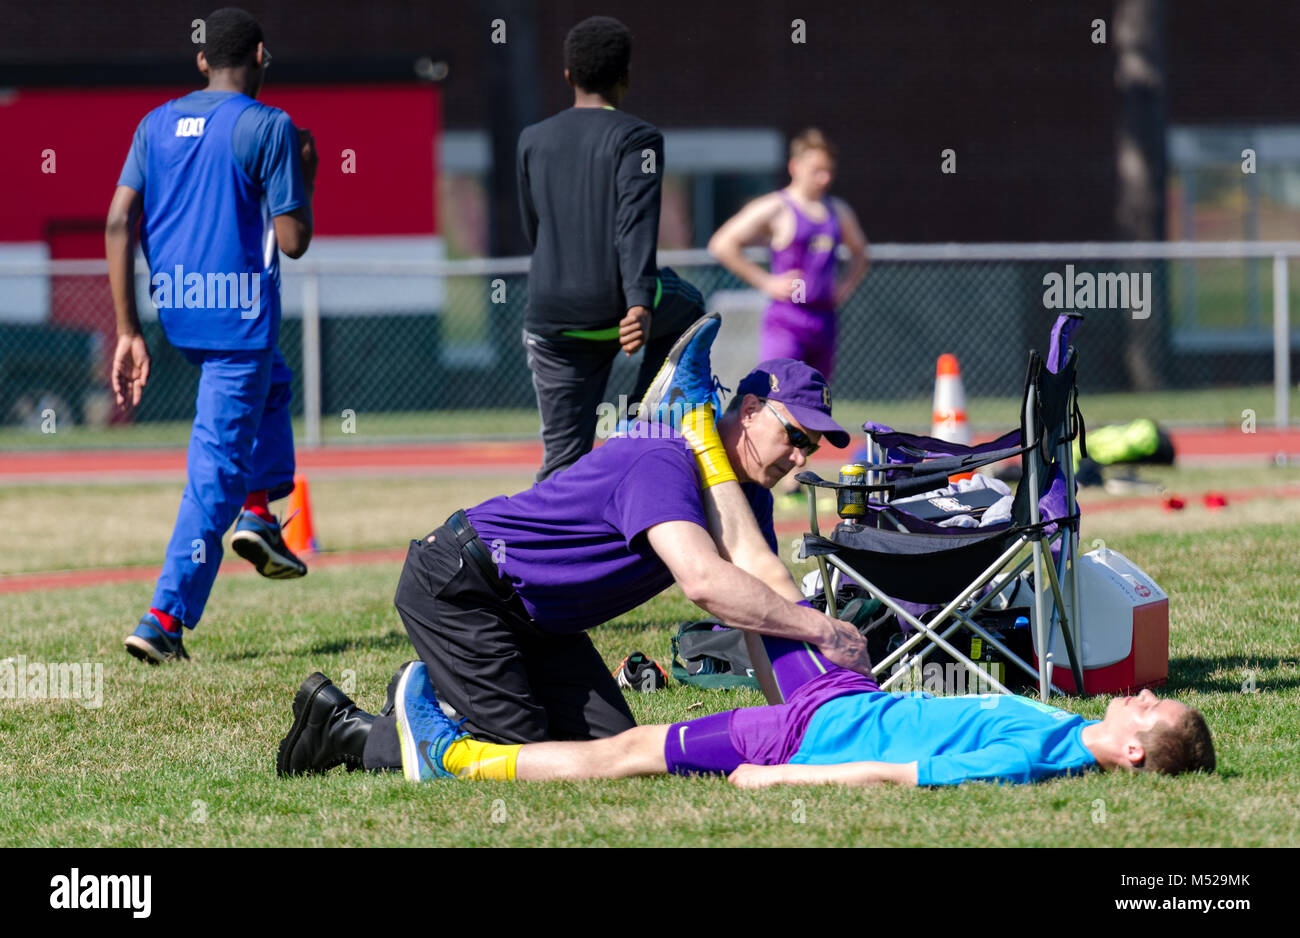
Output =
[
  {"x1": 638, "y1": 315, "x2": 805, "y2": 603},
  {"x1": 701, "y1": 480, "x2": 805, "y2": 603}
]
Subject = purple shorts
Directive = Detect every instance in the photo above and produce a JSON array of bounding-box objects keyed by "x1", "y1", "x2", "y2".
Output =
[
  {"x1": 664, "y1": 636, "x2": 876, "y2": 775},
  {"x1": 761, "y1": 301, "x2": 837, "y2": 379}
]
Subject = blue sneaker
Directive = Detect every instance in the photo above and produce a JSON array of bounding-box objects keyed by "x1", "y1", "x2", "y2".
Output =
[
  {"x1": 124, "y1": 613, "x2": 190, "y2": 664},
  {"x1": 638, "y1": 313, "x2": 727, "y2": 430},
  {"x1": 393, "y1": 661, "x2": 468, "y2": 782},
  {"x1": 380, "y1": 660, "x2": 419, "y2": 717},
  {"x1": 230, "y1": 510, "x2": 307, "y2": 579}
]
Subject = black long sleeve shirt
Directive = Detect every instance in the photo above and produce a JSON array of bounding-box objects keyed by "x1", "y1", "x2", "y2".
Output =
[{"x1": 516, "y1": 107, "x2": 663, "y2": 338}]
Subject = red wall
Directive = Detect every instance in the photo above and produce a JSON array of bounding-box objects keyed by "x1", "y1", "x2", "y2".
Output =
[{"x1": 0, "y1": 83, "x2": 439, "y2": 250}]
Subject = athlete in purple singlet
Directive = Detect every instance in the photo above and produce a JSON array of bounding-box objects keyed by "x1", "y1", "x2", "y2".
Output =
[
  {"x1": 709, "y1": 128, "x2": 870, "y2": 380},
  {"x1": 762, "y1": 190, "x2": 842, "y2": 374}
]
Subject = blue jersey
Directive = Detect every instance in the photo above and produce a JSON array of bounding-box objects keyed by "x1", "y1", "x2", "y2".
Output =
[
  {"x1": 791, "y1": 692, "x2": 1098, "y2": 785},
  {"x1": 118, "y1": 90, "x2": 305, "y2": 351}
]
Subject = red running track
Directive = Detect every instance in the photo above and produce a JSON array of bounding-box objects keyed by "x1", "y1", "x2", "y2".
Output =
[
  {"x1": 0, "y1": 547, "x2": 408, "y2": 595},
  {"x1": 2, "y1": 426, "x2": 1298, "y2": 595},
  {"x1": 0, "y1": 439, "x2": 547, "y2": 484}
]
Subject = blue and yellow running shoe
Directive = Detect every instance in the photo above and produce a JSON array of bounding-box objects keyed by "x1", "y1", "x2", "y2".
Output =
[
  {"x1": 638, "y1": 313, "x2": 726, "y2": 430},
  {"x1": 393, "y1": 661, "x2": 468, "y2": 782}
]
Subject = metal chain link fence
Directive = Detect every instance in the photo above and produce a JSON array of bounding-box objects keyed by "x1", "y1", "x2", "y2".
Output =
[{"x1": 2, "y1": 245, "x2": 1295, "y2": 446}]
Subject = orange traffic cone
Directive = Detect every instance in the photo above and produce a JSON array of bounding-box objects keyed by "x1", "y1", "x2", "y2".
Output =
[
  {"x1": 283, "y1": 474, "x2": 318, "y2": 556},
  {"x1": 932, "y1": 353, "x2": 973, "y2": 481}
]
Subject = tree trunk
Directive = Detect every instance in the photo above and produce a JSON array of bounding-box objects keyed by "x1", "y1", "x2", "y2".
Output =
[
  {"x1": 1115, "y1": 0, "x2": 1167, "y2": 392},
  {"x1": 485, "y1": 0, "x2": 542, "y2": 258}
]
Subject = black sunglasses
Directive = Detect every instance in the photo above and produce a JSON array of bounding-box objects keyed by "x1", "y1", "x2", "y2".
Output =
[{"x1": 762, "y1": 400, "x2": 820, "y2": 457}]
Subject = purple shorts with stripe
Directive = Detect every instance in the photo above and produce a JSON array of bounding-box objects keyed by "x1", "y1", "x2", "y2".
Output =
[{"x1": 664, "y1": 636, "x2": 876, "y2": 775}]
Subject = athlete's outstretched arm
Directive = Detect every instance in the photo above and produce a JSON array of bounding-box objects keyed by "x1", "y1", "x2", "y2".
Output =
[{"x1": 728, "y1": 761, "x2": 918, "y2": 789}]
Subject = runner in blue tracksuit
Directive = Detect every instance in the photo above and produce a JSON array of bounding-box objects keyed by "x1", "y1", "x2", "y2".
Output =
[{"x1": 106, "y1": 7, "x2": 316, "y2": 663}]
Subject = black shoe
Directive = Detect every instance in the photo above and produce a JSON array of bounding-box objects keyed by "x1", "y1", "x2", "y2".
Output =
[
  {"x1": 379, "y1": 661, "x2": 419, "y2": 718},
  {"x1": 612, "y1": 652, "x2": 668, "y2": 691},
  {"x1": 276, "y1": 673, "x2": 375, "y2": 777}
]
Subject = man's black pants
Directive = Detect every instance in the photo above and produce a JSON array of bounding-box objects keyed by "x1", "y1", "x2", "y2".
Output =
[
  {"x1": 362, "y1": 518, "x2": 636, "y2": 770},
  {"x1": 525, "y1": 268, "x2": 704, "y2": 481}
]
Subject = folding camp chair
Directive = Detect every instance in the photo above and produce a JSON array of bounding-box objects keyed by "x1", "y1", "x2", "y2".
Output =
[{"x1": 796, "y1": 314, "x2": 1088, "y2": 701}]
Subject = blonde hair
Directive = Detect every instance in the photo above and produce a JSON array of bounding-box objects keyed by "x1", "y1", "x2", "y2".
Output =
[{"x1": 790, "y1": 128, "x2": 838, "y2": 162}]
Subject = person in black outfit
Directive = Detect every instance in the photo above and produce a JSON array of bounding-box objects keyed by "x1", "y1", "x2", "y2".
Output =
[{"x1": 518, "y1": 15, "x2": 703, "y2": 481}]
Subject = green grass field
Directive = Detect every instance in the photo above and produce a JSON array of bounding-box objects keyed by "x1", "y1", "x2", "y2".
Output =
[{"x1": 2, "y1": 466, "x2": 1299, "y2": 847}]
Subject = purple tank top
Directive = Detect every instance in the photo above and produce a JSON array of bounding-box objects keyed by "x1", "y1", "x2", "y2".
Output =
[{"x1": 770, "y1": 191, "x2": 841, "y2": 311}]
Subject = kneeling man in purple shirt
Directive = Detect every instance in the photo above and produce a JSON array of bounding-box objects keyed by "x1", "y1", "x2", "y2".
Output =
[{"x1": 277, "y1": 359, "x2": 870, "y2": 777}]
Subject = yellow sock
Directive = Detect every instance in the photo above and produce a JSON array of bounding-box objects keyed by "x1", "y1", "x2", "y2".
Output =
[
  {"x1": 441, "y1": 737, "x2": 521, "y2": 780},
  {"x1": 682, "y1": 405, "x2": 738, "y2": 488}
]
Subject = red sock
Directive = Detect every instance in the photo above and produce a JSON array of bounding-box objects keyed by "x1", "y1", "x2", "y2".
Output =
[
  {"x1": 243, "y1": 490, "x2": 274, "y2": 522},
  {"x1": 149, "y1": 607, "x2": 183, "y2": 634}
]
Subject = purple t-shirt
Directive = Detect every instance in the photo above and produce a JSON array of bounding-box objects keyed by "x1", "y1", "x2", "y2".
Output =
[{"x1": 466, "y1": 435, "x2": 776, "y2": 633}]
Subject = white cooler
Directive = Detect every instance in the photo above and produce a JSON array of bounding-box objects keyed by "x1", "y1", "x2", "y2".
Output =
[{"x1": 1027, "y1": 547, "x2": 1169, "y2": 694}]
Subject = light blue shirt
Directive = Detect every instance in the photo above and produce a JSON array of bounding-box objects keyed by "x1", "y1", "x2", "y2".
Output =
[{"x1": 791, "y1": 692, "x2": 1098, "y2": 786}]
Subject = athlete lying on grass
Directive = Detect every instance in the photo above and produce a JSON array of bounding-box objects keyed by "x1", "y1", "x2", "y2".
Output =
[
  {"x1": 275, "y1": 314, "x2": 1212, "y2": 786},
  {"x1": 279, "y1": 631, "x2": 1214, "y2": 786}
]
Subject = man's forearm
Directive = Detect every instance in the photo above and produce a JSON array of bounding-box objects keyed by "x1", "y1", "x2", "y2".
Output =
[
  {"x1": 105, "y1": 225, "x2": 141, "y2": 336},
  {"x1": 299, "y1": 184, "x2": 316, "y2": 240},
  {"x1": 692, "y1": 558, "x2": 827, "y2": 644},
  {"x1": 618, "y1": 250, "x2": 658, "y2": 310},
  {"x1": 740, "y1": 548, "x2": 805, "y2": 604},
  {"x1": 616, "y1": 222, "x2": 657, "y2": 309}
]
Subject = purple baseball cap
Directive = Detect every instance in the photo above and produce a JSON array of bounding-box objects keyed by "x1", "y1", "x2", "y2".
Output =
[{"x1": 734, "y1": 359, "x2": 851, "y2": 448}]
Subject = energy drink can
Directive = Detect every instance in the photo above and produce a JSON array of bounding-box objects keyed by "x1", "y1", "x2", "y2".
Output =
[{"x1": 837, "y1": 464, "x2": 867, "y2": 520}]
